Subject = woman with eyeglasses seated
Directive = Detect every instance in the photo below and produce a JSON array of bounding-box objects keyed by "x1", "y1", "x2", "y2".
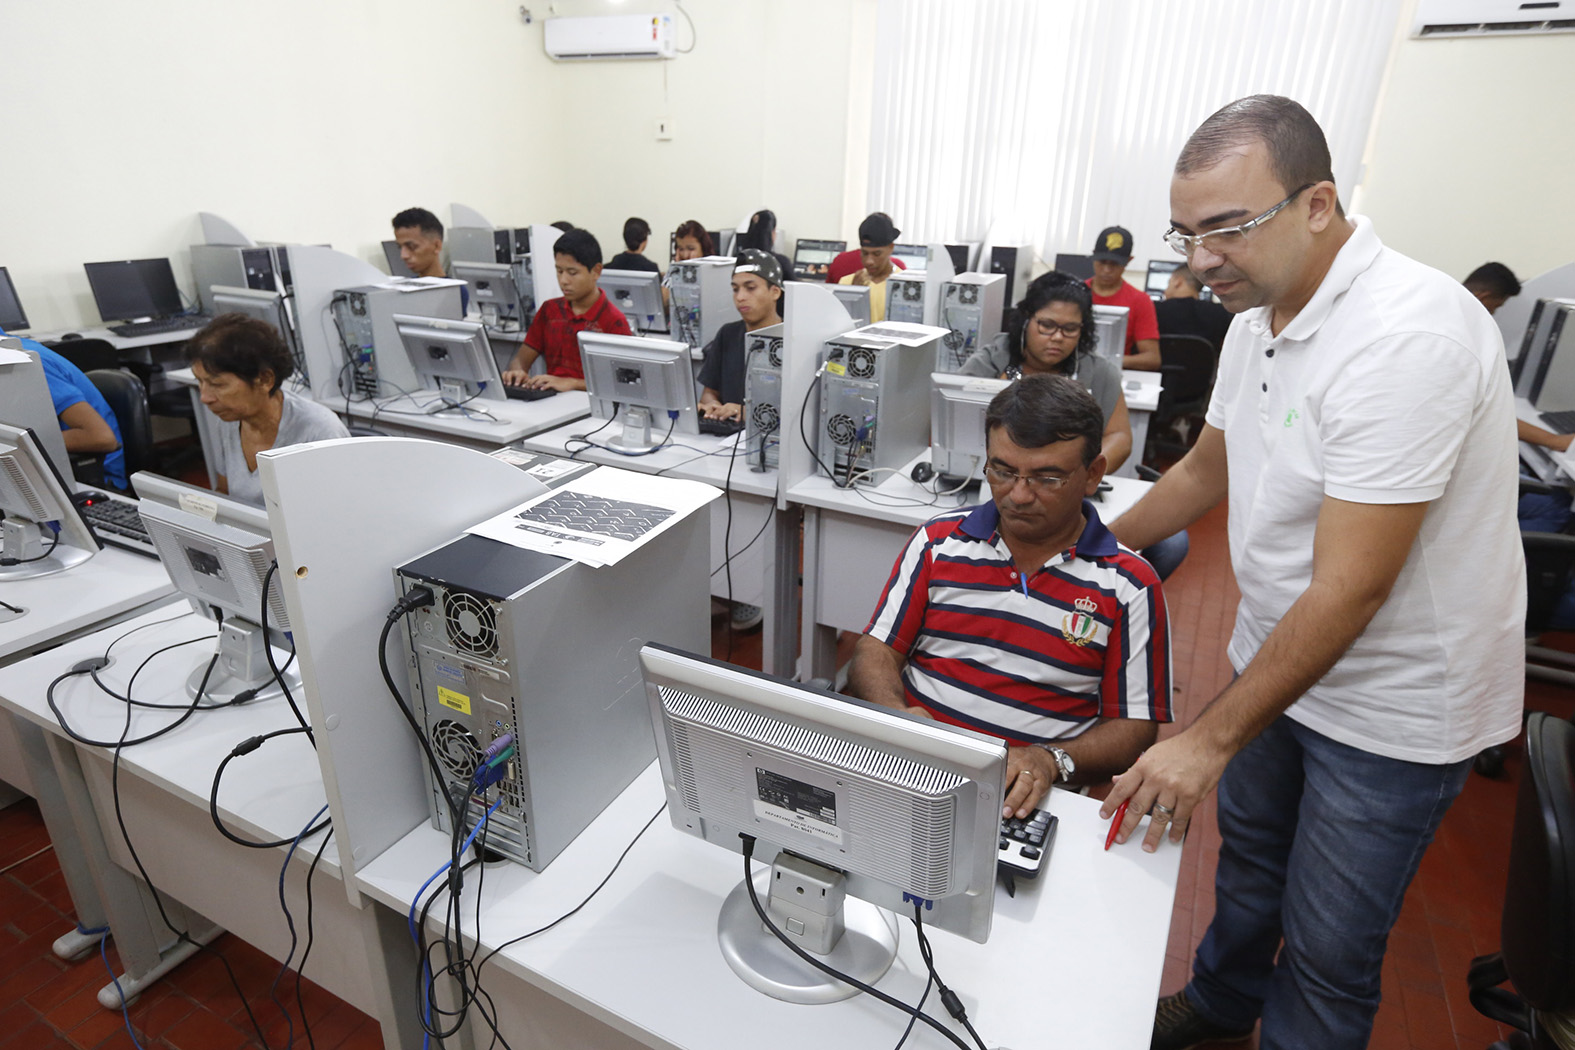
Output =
[{"x1": 185, "y1": 314, "x2": 349, "y2": 507}]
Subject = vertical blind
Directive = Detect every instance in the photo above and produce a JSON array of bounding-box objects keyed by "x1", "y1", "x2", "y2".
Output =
[{"x1": 868, "y1": 0, "x2": 1404, "y2": 267}]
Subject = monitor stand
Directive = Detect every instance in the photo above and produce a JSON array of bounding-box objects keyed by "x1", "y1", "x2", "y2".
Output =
[
  {"x1": 716, "y1": 856, "x2": 898, "y2": 1005},
  {"x1": 612, "y1": 406, "x2": 660, "y2": 453},
  {"x1": 0, "y1": 520, "x2": 96, "y2": 581},
  {"x1": 186, "y1": 617, "x2": 302, "y2": 705}
]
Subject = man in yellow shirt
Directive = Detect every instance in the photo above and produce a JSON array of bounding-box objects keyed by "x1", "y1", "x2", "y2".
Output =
[{"x1": 838, "y1": 213, "x2": 900, "y2": 322}]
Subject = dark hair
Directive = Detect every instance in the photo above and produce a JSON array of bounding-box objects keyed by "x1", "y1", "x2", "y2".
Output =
[
  {"x1": 623, "y1": 217, "x2": 651, "y2": 252},
  {"x1": 1175, "y1": 95, "x2": 1342, "y2": 215},
  {"x1": 1464, "y1": 262, "x2": 1521, "y2": 300},
  {"x1": 391, "y1": 207, "x2": 443, "y2": 238},
  {"x1": 553, "y1": 227, "x2": 602, "y2": 269},
  {"x1": 550, "y1": 220, "x2": 575, "y2": 233},
  {"x1": 1006, "y1": 271, "x2": 1096, "y2": 373},
  {"x1": 185, "y1": 314, "x2": 294, "y2": 393},
  {"x1": 985, "y1": 374, "x2": 1105, "y2": 467},
  {"x1": 1170, "y1": 266, "x2": 1203, "y2": 294},
  {"x1": 673, "y1": 220, "x2": 714, "y2": 256},
  {"x1": 738, "y1": 210, "x2": 777, "y2": 252}
]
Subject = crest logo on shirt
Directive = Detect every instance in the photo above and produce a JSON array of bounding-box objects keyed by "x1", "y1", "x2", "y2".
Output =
[{"x1": 1061, "y1": 595, "x2": 1098, "y2": 647}]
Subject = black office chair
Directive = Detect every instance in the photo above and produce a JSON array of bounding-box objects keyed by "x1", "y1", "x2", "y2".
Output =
[
  {"x1": 1145, "y1": 334, "x2": 1217, "y2": 463},
  {"x1": 84, "y1": 369, "x2": 155, "y2": 494},
  {"x1": 1467, "y1": 711, "x2": 1575, "y2": 1049},
  {"x1": 42, "y1": 337, "x2": 119, "y2": 373}
]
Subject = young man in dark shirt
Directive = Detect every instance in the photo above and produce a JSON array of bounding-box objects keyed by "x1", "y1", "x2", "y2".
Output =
[
  {"x1": 606, "y1": 217, "x2": 660, "y2": 274},
  {"x1": 1155, "y1": 264, "x2": 1232, "y2": 353},
  {"x1": 696, "y1": 249, "x2": 783, "y2": 421},
  {"x1": 502, "y1": 228, "x2": 632, "y2": 392}
]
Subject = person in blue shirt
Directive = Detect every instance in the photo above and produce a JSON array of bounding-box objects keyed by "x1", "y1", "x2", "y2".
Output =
[{"x1": 1, "y1": 330, "x2": 126, "y2": 490}]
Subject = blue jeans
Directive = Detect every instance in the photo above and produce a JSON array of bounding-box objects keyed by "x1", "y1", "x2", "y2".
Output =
[
  {"x1": 1141, "y1": 530, "x2": 1190, "y2": 581},
  {"x1": 1185, "y1": 715, "x2": 1471, "y2": 1050}
]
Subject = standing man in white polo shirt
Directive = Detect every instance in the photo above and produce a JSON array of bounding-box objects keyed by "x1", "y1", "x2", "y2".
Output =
[{"x1": 1104, "y1": 95, "x2": 1523, "y2": 1050}]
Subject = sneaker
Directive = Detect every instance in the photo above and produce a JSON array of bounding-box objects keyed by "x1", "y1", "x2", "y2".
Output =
[
  {"x1": 730, "y1": 602, "x2": 763, "y2": 632},
  {"x1": 1152, "y1": 991, "x2": 1254, "y2": 1050}
]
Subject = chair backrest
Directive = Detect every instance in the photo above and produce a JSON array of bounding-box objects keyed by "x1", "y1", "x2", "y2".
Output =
[
  {"x1": 1157, "y1": 334, "x2": 1216, "y2": 403},
  {"x1": 1503, "y1": 711, "x2": 1575, "y2": 1012},
  {"x1": 1523, "y1": 532, "x2": 1575, "y2": 634},
  {"x1": 43, "y1": 338, "x2": 119, "y2": 373},
  {"x1": 84, "y1": 369, "x2": 155, "y2": 483}
]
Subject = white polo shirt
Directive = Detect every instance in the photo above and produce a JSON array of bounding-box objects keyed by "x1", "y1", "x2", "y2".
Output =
[{"x1": 1206, "y1": 216, "x2": 1524, "y2": 764}]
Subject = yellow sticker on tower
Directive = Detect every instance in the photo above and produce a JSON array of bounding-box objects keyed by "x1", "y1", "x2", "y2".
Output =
[
  {"x1": 437, "y1": 687, "x2": 471, "y2": 715},
  {"x1": 826, "y1": 362, "x2": 847, "y2": 377}
]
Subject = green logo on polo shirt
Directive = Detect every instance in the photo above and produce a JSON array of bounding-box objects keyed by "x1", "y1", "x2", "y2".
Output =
[{"x1": 1284, "y1": 408, "x2": 1300, "y2": 428}]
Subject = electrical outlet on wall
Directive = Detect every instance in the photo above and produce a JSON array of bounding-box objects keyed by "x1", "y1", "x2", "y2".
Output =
[{"x1": 655, "y1": 117, "x2": 674, "y2": 141}]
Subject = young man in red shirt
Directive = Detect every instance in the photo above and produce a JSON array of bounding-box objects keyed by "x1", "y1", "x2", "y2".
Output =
[
  {"x1": 502, "y1": 228, "x2": 632, "y2": 392},
  {"x1": 1087, "y1": 225, "x2": 1161, "y2": 371}
]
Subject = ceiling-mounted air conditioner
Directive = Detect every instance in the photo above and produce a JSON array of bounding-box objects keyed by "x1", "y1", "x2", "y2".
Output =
[
  {"x1": 543, "y1": 14, "x2": 675, "y2": 60},
  {"x1": 1412, "y1": 0, "x2": 1575, "y2": 37}
]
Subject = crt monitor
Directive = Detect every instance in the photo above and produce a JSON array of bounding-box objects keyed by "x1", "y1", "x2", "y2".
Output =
[
  {"x1": 452, "y1": 261, "x2": 528, "y2": 332},
  {"x1": 1092, "y1": 304, "x2": 1130, "y2": 364},
  {"x1": 83, "y1": 258, "x2": 187, "y2": 322},
  {"x1": 830, "y1": 284, "x2": 872, "y2": 326},
  {"x1": 931, "y1": 373, "x2": 1010, "y2": 488},
  {"x1": 393, "y1": 314, "x2": 506, "y2": 412},
  {"x1": 0, "y1": 423, "x2": 101, "y2": 583},
  {"x1": 597, "y1": 269, "x2": 666, "y2": 333},
  {"x1": 578, "y1": 331, "x2": 699, "y2": 452},
  {"x1": 0, "y1": 267, "x2": 29, "y2": 331},
  {"x1": 381, "y1": 241, "x2": 417, "y2": 278},
  {"x1": 792, "y1": 239, "x2": 846, "y2": 282},
  {"x1": 641, "y1": 642, "x2": 1004, "y2": 1004},
  {"x1": 892, "y1": 243, "x2": 928, "y2": 274},
  {"x1": 1053, "y1": 253, "x2": 1095, "y2": 281},
  {"x1": 210, "y1": 285, "x2": 307, "y2": 384},
  {"x1": 133, "y1": 471, "x2": 299, "y2": 704}
]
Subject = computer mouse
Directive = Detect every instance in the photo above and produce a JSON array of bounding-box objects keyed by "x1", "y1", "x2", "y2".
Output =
[
  {"x1": 910, "y1": 460, "x2": 935, "y2": 484},
  {"x1": 60, "y1": 332, "x2": 82, "y2": 340}
]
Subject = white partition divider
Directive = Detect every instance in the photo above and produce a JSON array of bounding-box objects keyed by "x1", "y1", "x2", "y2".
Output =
[
  {"x1": 258, "y1": 436, "x2": 548, "y2": 906},
  {"x1": 1499, "y1": 260, "x2": 1575, "y2": 361},
  {"x1": 919, "y1": 240, "x2": 956, "y2": 327},
  {"x1": 196, "y1": 211, "x2": 253, "y2": 246},
  {"x1": 529, "y1": 223, "x2": 564, "y2": 305},
  {"x1": 778, "y1": 283, "x2": 859, "y2": 507},
  {"x1": 450, "y1": 202, "x2": 494, "y2": 229},
  {"x1": 286, "y1": 245, "x2": 390, "y2": 407}
]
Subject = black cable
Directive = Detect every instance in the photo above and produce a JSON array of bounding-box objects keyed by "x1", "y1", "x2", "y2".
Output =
[
  {"x1": 49, "y1": 637, "x2": 218, "y2": 748},
  {"x1": 261, "y1": 561, "x2": 310, "y2": 739},
  {"x1": 568, "y1": 412, "x2": 678, "y2": 459},
  {"x1": 912, "y1": 905, "x2": 989, "y2": 1050},
  {"x1": 797, "y1": 371, "x2": 838, "y2": 482},
  {"x1": 738, "y1": 835, "x2": 973, "y2": 1050},
  {"x1": 563, "y1": 412, "x2": 618, "y2": 459},
  {"x1": 709, "y1": 500, "x2": 776, "y2": 578},
  {"x1": 722, "y1": 418, "x2": 739, "y2": 662},
  {"x1": 292, "y1": 825, "x2": 331, "y2": 1050},
  {"x1": 893, "y1": 905, "x2": 935, "y2": 1050},
  {"x1": 266, "y1": 805, "x2": 330, "y2": 1050},
  {"x1": 209, "y1": 728, "x2": 330, "y2": 848},
  {"x1": 0, "y1": 524, "x2": 60, "y2": 565}
]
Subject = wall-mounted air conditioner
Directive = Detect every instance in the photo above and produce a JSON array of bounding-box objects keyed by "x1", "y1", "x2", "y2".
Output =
[
  {"x1": 1412, "y1": 0, "x2": 1575, "y2": 37},
  {"x1": 544, "y1": 14, "x2": 675, "y2": 60}
]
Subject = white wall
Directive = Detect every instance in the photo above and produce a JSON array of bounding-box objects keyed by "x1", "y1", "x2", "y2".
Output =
[
  {"x1": 1357, "y1": 31, "x2": 1575, "y2": 284},
  {"x1": 1, "y1": 0, "x2": 865, "y2": 333}
]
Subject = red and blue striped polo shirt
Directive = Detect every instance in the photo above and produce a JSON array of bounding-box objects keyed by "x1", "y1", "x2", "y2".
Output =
[{"x1": 865, "y1": 500, "x2": 1171, "y2": 746}]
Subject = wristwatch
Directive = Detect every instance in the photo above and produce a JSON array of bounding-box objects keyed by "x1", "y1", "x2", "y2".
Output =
[{"x1": 1033, "y1": 743, "x2": 1075, "y2": 784}]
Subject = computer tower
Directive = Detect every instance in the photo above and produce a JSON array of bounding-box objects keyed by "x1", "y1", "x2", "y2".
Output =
[
  {"x1": 743, "y1": 323, "x2": 784, "y2": 472},
  {"x1": 819, "y1": 322, "x2": 947, "y2": 482},
  {"x1": 887, "y1": 272, "x2": 928, "y2": 324},
  {"x1": 449, "y1": 227, "x2": 513, "y2": 266},
  {"x1": 669, "y1": 256, "x2": 735, "y2": 350},
  {"x1": 935, "y1": 273, "x2": 1005, "y2": 373},
  {"x1": 1529, "y1": 301, "x2": 1575, "y2": 413},
  {"x1": 191, "y1": 244, "x2": 291, "y2": 314},
  {"x1": 986, "y1": 244, "x2": 1036, "y2": 320},
  {"x1": 331, "y1": 283, "x2": 462, "y2": 398},
  {"x1": 1514, "y1": 298, "x2": 1575, "y2": 396},
  {"x1": 394, "y1": 509, "x2": 709, "y2": 871}
]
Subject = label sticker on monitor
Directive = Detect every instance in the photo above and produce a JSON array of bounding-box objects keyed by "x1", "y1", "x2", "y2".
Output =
[
  {"x1": 437, "y1": 686, "x2": 472, "y2": 715},
  {"x1": 176, "y1": 491, "x2": 219, "y2": 521},
  {"x1": 753, "y1": 769, "x2": 842, "y2": 846}
]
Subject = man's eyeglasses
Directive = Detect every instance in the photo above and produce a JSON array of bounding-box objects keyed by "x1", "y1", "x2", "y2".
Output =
[
  {"x1": 1032, "y1": 318, "x2": 1083, "y2": 339},
  {"x1": 985, "y1": 465, "x2": 1075, "y2": 491},
  {"x1": 1163, "y1": 183, "x2": 1315, "y2": 258}
]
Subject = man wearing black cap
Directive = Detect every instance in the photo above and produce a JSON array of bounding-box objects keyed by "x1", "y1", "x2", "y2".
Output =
[
  {"x1": 838, "y1": 212, "x2": 903, "y2": 322},
  {"x1": 1087, "y1": 225, "x2": 1161, "y2": 370}
]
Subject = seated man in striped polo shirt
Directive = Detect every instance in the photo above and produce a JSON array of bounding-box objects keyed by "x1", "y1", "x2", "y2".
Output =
[{"x1": 849, "y1": 374, "x2": 1172, "y2": 820}]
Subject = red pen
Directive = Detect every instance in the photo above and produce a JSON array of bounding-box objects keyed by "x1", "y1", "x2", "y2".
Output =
[{"x1": 1105, "y1": 799, "x2": 1130, "y2": 851}]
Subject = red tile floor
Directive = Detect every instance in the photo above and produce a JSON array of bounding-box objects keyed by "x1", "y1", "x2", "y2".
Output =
[{"x1": 3, "y1": 498, "x2": 1565, "y2": 1048}]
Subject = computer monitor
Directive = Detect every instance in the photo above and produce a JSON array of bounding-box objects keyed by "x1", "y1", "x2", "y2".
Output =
[
  {"x1": 1092, "y1": 304, "x2": 1130, "y2": 364},
  {"x1": 578, "y1": 332, "x2": 699, "y2": 452},
  {"x1": 930, "y1": 373, "x2": 1010, "y2": 488},
  {"x1": 1053, "y1": 253, "x2": 1095, "y2": 281},
  {"x1": 133, "y1": 471, "x2": 299, "y2": 704},
  {"x1": 831, "y1": 284, "x2": 871, "y2": 326},
  {"x1": 944, "y1": 243, "x2": 975, "y2": 274},
  {"x1": 210, "y1": 285, "x2": 307, "y2": 384},
  {"x1": 379, "y1": 240, "x2": 414, "y2": 278},
  {"x1": 0, "y1": 267, "x2": 29, "y2": 331},
  {"x1": 0, "y1": 423, "x2": 101, "y2": 582},
  {"x1": 641, "y1": 642, "x2": 1004, "y2": 1003},
  {"x1": 1146, "y1": 259, "x2": 1182, "y2": 298},
  {"x1": 393, "y1": 314, "x2": 506, "y2": 412},
  {"x1": 892, "y1": 243, "x2": 928, "y2": 274},
  {"x1": 712, "y1": 229, "x2": 737, "y2": 257},
  {"x1": 83, "y1": 258, "x2": 187, "y2": 323},
  {"x1": 598, "y1": 269, "x2": 667, "y2": 333},
  {"x1": 792, "y1": 239, "x2": 846, "y2": 282},
  {"x1": 452, "y1": 261, "x2": 528, "y2": 332}
]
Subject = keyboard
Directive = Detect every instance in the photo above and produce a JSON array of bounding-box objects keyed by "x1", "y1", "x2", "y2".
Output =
[
  {"x1": 998, "y1": 808, "x2": 1058, "y2": 880},
  {"x1": 105, "y1": 315, "x2": 209, "y2": 339},
  {"x1": 505, "y1": 385, "x2": 557, "y2": 402},
  {"x1": 697, "y1": 417, "x2": 745, "y2": 437},
  {"x1": 1541, "y1": 410, "x2": 1575, "y2": 435},
  {"x1": 78, "y1": 491, "x2": 159, "y2": 558}
]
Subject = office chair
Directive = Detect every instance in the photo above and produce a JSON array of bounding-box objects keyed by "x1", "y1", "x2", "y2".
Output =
[
  {"x1": 1467, "y1": 711, "x2": 1575, "y2": 1049},
  {"x1": 1145, "y1": 334, "x2": 1217, "y2": 463},
  {"x1": 42, "y1": 337, "x2": 119, "y2": 373},
  {"x1": 84, "y1": 369, "x2": 155, "y2": 494}
]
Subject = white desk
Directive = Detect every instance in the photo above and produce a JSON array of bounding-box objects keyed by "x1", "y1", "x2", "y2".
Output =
[
  {"x1": 355, "y1": 761, "x2": 1182, "y2": 1050},
  {"x1": 519, "y1": 419, "x2": 798, "y2": 676},
  {"x1": 0, "y1": 608, "x2": 406, "y2": 1046},
  {"x1": 338, "y1": 389, "x2": 591, "y2": 450},
  {"x1": 1120, "y1": 369, "x2": 1162, "y2": 479},
  {"x1": 29, "y1": 324, "x2": 203, "y2": 354},
  {"x1": 788, "y1": 452, "x2": 1152, "y2": 681}
]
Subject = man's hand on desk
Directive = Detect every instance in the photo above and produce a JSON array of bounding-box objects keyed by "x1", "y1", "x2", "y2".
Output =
[
  {"x1": 1100, "y1": 728, "x2": 1231, "y2": 852},
  {"x1": 520, "y1": 374, "x2": 582, "y2": 392},
  {"x1": 700, "y1": 401, "x2": 743, "y2": 422},
  {"x1": 1003, "y1": 745, "x2": 1058, "y2": 820}
]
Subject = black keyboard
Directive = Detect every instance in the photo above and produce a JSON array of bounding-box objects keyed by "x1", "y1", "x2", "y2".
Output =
[
  {"x1": 697, "y1": 417, "x2": 745, "y2": 437},
  {"x1": 505, "y1": 385, "x2": 557, "y2": 401},
  {"x1": 998, "y1": 808, "x2": 1058, "y2": 880},
  {"x1": 1541, "y1": 410, "x2": 1575, "y2": 435},
  {"x1": 79, "y1": 492, "x2": 158, "y2": 557},
  {"x1": 106, "y1": 315, "x2": 209, "y2": 338}
]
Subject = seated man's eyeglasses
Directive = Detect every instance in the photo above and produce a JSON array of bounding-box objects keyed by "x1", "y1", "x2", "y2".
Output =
[
  {"x1": 984, "y1": 465, "x2": 1075, "y2": 491},
  {"x1": 1164, "y1": 182, "x2": 1316, "y2": 258}
]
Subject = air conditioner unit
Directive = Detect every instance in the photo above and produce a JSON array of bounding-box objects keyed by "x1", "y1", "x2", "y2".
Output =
[
  {"x1": 1412, "y1": 0, "x2": 1575, "y2": 37},
  {"x1": 544, "y1": 14, "x2": 676, "y2": 60}
]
